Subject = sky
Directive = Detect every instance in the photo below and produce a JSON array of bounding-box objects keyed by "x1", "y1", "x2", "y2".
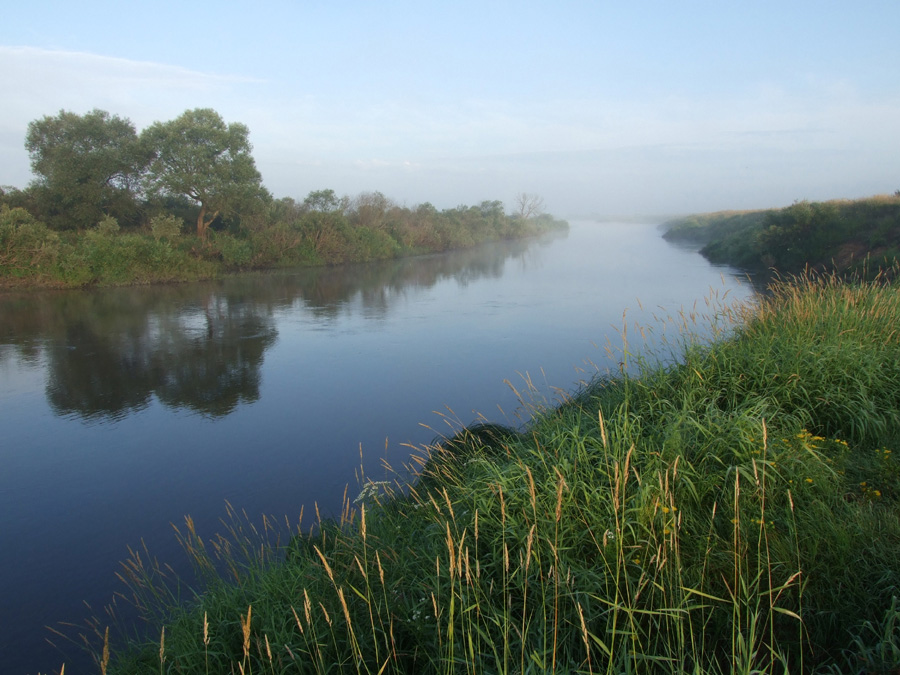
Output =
[{"x1": 2, "y1": 0, "x2": 899, "y2": 218}]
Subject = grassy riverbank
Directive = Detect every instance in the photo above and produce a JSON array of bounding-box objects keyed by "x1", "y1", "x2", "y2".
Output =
[
  {"x1": 662, "y1": 194, "x2": 900, "y2": 274},
  {"x1": 81, "y1": 270, "x2": 900, "y2": 674}
]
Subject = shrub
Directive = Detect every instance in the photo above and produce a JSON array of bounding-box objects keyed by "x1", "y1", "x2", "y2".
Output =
[
  {"x1": 0, "y1": 205, "x2": 60, "y2": 278},
  {"x1": 212, "y1": 233, "x2": 254, "y2": 269},
  {"x1": 149, "y1": 214, "x2": 184, "y2": 241},
  {"x1": 96, "y1": 215, "x2": 121, "y2": 235}
]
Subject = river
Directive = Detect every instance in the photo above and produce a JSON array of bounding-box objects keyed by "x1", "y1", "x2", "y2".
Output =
[{"x1": 0, "y1": 221, "x2": 754, "y2": 673}]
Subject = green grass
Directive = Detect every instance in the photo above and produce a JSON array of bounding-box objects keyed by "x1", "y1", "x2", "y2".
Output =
[{"x1": 66, "y1": 268, "x2": 900, "y2": 674}]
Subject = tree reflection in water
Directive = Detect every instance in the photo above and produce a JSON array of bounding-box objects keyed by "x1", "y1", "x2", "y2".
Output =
[
  {"x1": 44, "y1": 290, "x2": 277, "y2": 420},
  {"x1": 1, "y1": 230, "x2": 561, "y2": 423}
]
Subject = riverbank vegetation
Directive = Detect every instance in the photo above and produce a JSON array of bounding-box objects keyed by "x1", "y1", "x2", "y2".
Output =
[
  {"x1": 662, "y1": 194, "x2": 900, "y2": 274},
  {"x1": 79, "y1": 269, "x2": 899, "y2": 673},
  {"x1": 0, "y1": 108, "x2": 566, "y2": 289}
]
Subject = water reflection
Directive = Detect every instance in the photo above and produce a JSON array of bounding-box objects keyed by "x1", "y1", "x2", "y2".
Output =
[
  {"x1": 2, "y1": 223, "x2": 762, "y2": 675},
  {"x1": 5, "y1": 287, "x2": 274, "y2": 421},
  {"x1": 0, "y1": 232, "x2": 563, "y2": 423},
  {"x1": 45, "y1": 294, "x2": 277, "y2": 420}
]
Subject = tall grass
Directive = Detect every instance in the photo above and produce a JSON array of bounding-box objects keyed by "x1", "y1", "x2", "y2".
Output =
[{"x1": 85, "y1": 269, "x2": 899, "y2": 673}]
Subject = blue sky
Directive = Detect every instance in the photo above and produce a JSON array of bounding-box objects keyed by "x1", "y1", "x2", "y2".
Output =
[{"x1": 2, "y1": 0, "x2": 899, "y2": 216}]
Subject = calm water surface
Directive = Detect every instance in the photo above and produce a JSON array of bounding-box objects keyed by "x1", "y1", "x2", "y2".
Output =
[{"x1": 0, "y1": 222, "x2": 754, "y2": 673}]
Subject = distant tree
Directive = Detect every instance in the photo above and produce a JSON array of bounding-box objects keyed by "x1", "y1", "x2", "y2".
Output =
[
  {"x1": 142, "y1": 109, "x2": 266, "y2": 240},
  {"x1": 25, "y1": 109, "x2": 148, "y2": 230},
  {"x1": 350, "y1": 191, "x2": 394, "y2": 230},
  {"x1": 479, "y1": 200, "x2": 504, "y2": 218},
  {"x1": 303, "y1": 189, "x2": 346, "y2": 213},
  {"x1": 0, "y1": 185, "x2": 36, "y2": 215},
  {"x1": 514, "y1": 192, "x2": 545, "y2": 221}
]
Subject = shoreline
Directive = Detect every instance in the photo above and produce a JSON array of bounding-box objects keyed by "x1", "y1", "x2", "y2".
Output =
[
  {"x1": 99, "y1": 270, "x2": 900, "y2": 673},
  {"x1": 0, "y1": 220, "x2": 569, "y2": 293}
]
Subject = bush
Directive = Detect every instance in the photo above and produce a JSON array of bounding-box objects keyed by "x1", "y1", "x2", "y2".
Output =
[
  {"x1": 212, "y1": 233, "x2": 253, "y2": 269},
  {"x1": 96, "y1": 215, "x2": 121, "y2": 235},
  {"x1": 353, "y1": 226, "x2": 401, "y2": 261},
  {"x1": 0, "y1": 205, "x2": 60, "y2": 279},
  {"x1": 149, "y1": 214, "x2": 184, "y2": 241}
]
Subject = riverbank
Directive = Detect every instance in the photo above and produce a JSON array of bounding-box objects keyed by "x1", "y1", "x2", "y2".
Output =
[
  {"x1": 0, "y1": 201, "x2": 568, "y2": 291},
  {"x1": 92, "y1": 268, "x2": 899, "y2": 674},
  {"x1": 662, "y1": 194, "x2": 900, "y2": 275}
]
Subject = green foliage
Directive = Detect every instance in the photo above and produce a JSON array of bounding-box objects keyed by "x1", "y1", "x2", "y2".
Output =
[
  {"x1": 835, "y1": 597, "x2": 900, "y2": 674},
  {"x1": 25, "y1": 109, "x2": 147, "y2": 230},
  {"x1": 142, "y1": 108, "x2": 268, "y2": 239},
  {"x1": 0, "y1": 205, "x2": 60, "y2": 281},
  {"x1": 96, "y1": 215, "x2": 121, "y2": 235},
  {"x1": 78, "y1": 230, "x2": 189, "y2": 284},
  {"x1": 97, "y1": 272, "x2": 900, "y2": 674},
  {"x1": 303, "y1": 188, "x2": 346, "y2": 213},
  {"x1": 664, "y1": 195, "x2": 900, "y2": 274},
  {"x1": 757, "y1": 201, "x2": 846, "y2": 268},
  {"x1": 244, "y1": 221, "x2": 309, "y2": 268},
  {"x1": 353, "y1": 226, "x2": 401, "y2": 261},
  {"x1": 8, "y1": 105, "x2": 569, "y2": 287},
  {"x1": 210, "y1": 232, "x2": 254, "y2": 269},
  {"x1": 149, "y1": 213, "x2": 184, "y2": 241},
  {"x1": 0, "y1": 189, "x2": 566, "y2": 289},
  {"x1": 37, "y1": 227, "x2": 214, "y2": 287},
  {"x1": 0, "y1": 184, "x2": 35, "y2": 212}
]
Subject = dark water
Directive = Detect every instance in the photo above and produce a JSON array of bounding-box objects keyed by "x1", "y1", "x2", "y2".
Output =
[{"x1": 0, "y1": 222, "x2": 753, "y2": 673}]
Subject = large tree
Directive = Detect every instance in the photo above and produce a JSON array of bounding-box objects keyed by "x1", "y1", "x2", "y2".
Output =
[
  {"x1": 25, "y1": 109, "x2": 147, "y2": 230},
  {"x1": 142, "y1": 108, "x2": 266, "y2": 239}
]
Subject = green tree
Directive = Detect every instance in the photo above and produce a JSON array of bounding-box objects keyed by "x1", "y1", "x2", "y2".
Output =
[
  {"x1": 303, "y1": 188, "x2": 346, "y2": 213},
  {"x1": 25, "y1": 109, "x2": 147, "y2": 230},
  {"x1": 142, "y1": 108, "x2": 267, "y2": 240}
]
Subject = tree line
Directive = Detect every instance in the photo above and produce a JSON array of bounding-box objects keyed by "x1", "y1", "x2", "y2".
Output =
[{"x1": 0, "y1": 108, "x2": 566, "y2": 287}]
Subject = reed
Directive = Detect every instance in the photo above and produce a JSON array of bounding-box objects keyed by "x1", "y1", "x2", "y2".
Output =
[{"x1": 94, "y1": 270, "x2": 899, "y2": 673}]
